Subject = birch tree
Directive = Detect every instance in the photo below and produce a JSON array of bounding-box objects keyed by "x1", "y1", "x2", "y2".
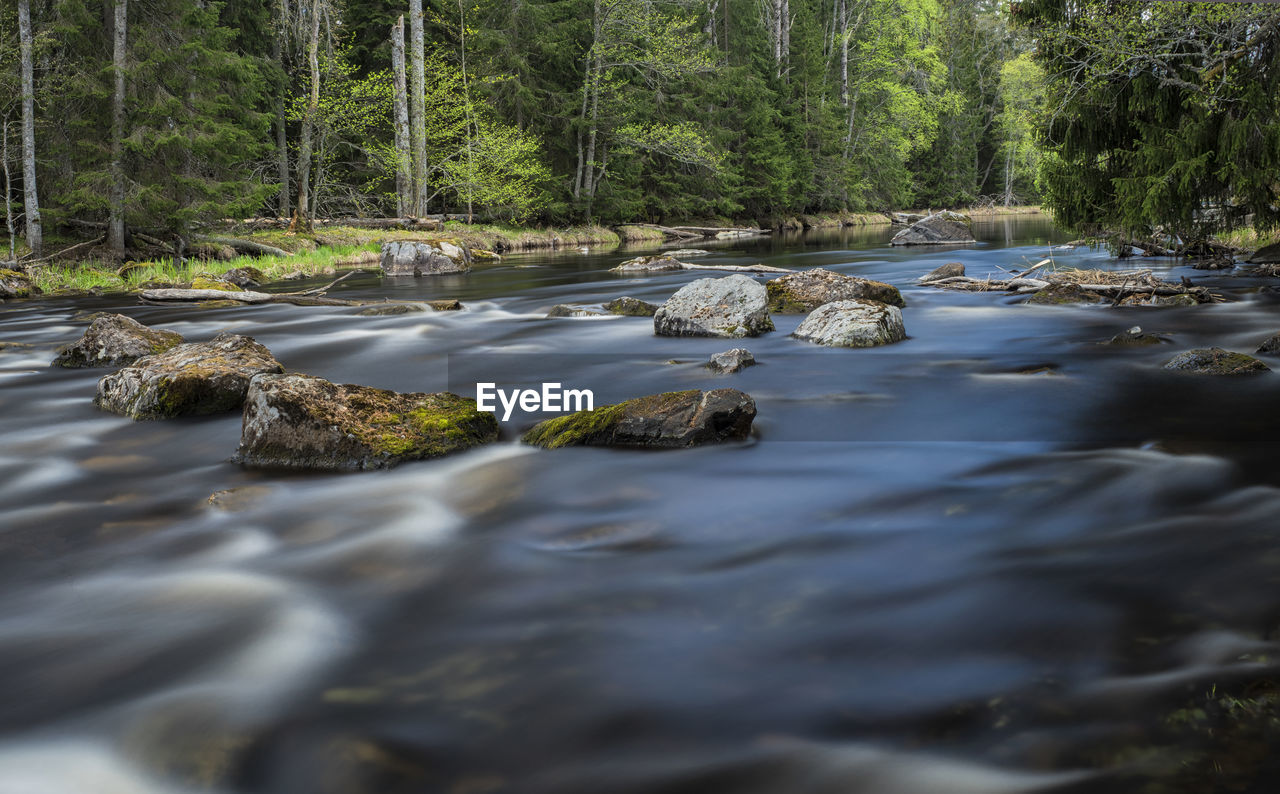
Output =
[
  {"x1": 409, "y1": 0, "x2": 427, "y2": 215},
  {"x1": 17, "y1": 0, "x2": 41, "y2": 257},
  {"x1": 391, "y1": 16, "x2": 412, "y2": 216}
]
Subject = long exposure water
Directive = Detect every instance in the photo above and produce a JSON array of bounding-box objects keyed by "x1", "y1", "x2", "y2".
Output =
[{"x1": 2, "y1": 217, "x2": 1279, "y2": 793}]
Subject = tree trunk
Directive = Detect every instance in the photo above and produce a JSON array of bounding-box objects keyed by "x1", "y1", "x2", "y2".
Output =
[
  {"x1": 289, "y1": 1, "x2": 320, "y2": 233},
  {"x1": 273, "y1": 0, "x2": 291, "y2": 219},
  {"x1": 107, "y1": 0, "x2": 128, "y2": 255},
  {"x1": 3, "y1": 120, "x2": 15, "y2": 263},
  {"x1": 391, "y1": 16, "x2": 412, "y2": 217},
  {"x1": 17, "y1": 0, "x2": 41, "y2": 258},
  {"x1": 409, "y1": 0, "x2": 427, "y2": 216},
  {"x1": 838, "y1": 0, "x2": 849, "y2": 105}
]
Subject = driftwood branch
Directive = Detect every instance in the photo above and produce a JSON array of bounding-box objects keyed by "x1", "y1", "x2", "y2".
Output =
[
  {"x1": 680, "y1": 262, "x2": 792, "y2": 273},
  {"x1": 23, "y1": 235, "x2": 107, "y2": 265}
]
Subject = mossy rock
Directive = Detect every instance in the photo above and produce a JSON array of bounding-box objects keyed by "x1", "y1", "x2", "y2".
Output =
[
  {"x1": 95, "y1": 333, "x2": 284, "y2": 420},
  {"x1": 604, "y1": 296, "x2": 659, "y2": 316},
  {"x1": 1163, "y1": 347, "x2": 1270, "y2": 375},
  {"x1": 1103, "y1": 326, "x2": 1167, "y2": 346},
  {"x1": 235, "y1": 373, "x2": 499, "y2": 470},
  {"x1": 765, "y1": 268, "x2": 904, "y2": 312},
  {"x1": 53, "y1": 314, "x2": 184, "y2": 368},
  {"x1": 522, "y1": 388, "x2": 756, "y2": 449},
  {"x1": 190, "y1": 277, "x2": 241, "y2": 292},
  {"x1": 547, "y1": 304, "x2": 605, "y2": 318},
  {"x1": 0, "y1": 269, "x2": 40, "y2": 299}
]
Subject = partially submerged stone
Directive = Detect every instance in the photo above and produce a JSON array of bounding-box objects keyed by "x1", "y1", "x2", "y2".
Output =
[
  {"x1": 920, "y1": 262, "x2": 965, "y2": 282},
  {"x1": 95, "y1": 333, "x2": 284, "y2": 420},
  {"x1": 380, "y1": 240, "x2": 472, "y2": 276},
  {"x1": 1255, "y1": 332, "x2": 1280, "y2": 355},
  {"x1": 604, "y1": 296, "x2": 659, "y2": 316},
  {"x1": 653, "y1": 274, "x2": 774, "y2": 338},
  {"x1": 612, "y1": 255, "x2": 685, "y2": 273},
  {"x1": 357, "y1": 303, "x2": 427, "y2": 316},
  {"x1": 234, "y1": 373, "x2": 499, "y2": 470},
  {"x1": 791, "y1": 300, "x2": 907, "y2": 348},
  {"x1": 522, "y1": 389, "x2": 756, "y2": 449},
  {"x1": 1026, "y1": 284, "x2": 1104, "y2": 305},
  {"x1": 889, "y1": 211, "x2": 975, "y2": 246},
  {"x1": 1103, "y1": 326, "x2": 1165, "y2": 347},
  {"x1": 707, "y1": 348, "x2": 755, "y2": 373},
  {"x1": 547, "y1": 304, "x2": 605, "y2": 318},
  {"x1": 0, "y1": 269, "x2": 39, "y2": 299},
  {"x1": 1162, "y1": 347, "x2": 1270, "y2": 375},
  {"x1": 1117, "y1": 293, "x2": 1201, "y2": 307},
  {"x1": 53, "y1": 314, "x2": 184, "y2": 368},
  {"x1": 766, "y1": 268, "x2": 904, "y2": 312}
]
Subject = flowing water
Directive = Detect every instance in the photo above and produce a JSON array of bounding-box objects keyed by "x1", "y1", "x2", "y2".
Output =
[{"x1": 2, "y1": 217, "x2": 1280, "y2": 793}]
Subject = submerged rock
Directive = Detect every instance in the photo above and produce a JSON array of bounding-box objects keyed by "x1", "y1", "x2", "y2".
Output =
[
  {"x1": 1255, "y1": 332, "x2": 1280, "y2": 355},
  {"x1": 522, "y1": 388, "x2": 756, "y2": 449},
  {"x1": 547, "y1": 304, "x2": 605, "y2": 318},
  {"x1": 920, "y1": 262, "x2": 966, "y2": 282},
  {"x1": 1103, "y1": 326, "x2": 1166, "y2": 346},
  {"x1": 53, "y1": 314, "x2": 184, "y2": 368},
  {"x1": 612, "y1": 255, "x2": 685, "y2": 273},
  {"x1": 220, "y1": 266, "x2": 266, "y2": 288},
  {"x1": 604, "y1": 296, "x2": 659, "y2": 316},
  {"x1": 1117, "y1": 293, "x2": 1201, "y2": 307},
  {"x1": 766, "y1": 268, "x2": 904, "y2": 312},
  {"x1": 1163, "y1": 347, "x2": 1270, "y2": 375},
  {"x1": 707, "y1": 348, "x2": 755, "y2": 373},
  {"x1": 1026, "y1": 284, "x2": 1104, "y2": 305},
  {"x1": 380, "y1": 240, "x2": 472, "y2": 276},
  {"x1": 234, "y1": 373, "x2": 499, "y2": 470},
  {"x1": 654, "y1": 274, "x2": 774, "y2": 338},
  {"x1": 791, "y1": 300, "x2": 907, "y2": 348},
  {"x1": 95, "y1": 333, "x2": 284, "y2": 420},
  {"x1": 0, "y1": 269, "x2": 39, "y2": 299},
  {"x1": 889, "y1": 211, "x2": 975, "y2": 246},
  {"x1": 356, "y1": 303, "x2": 427, "y2": 316}
]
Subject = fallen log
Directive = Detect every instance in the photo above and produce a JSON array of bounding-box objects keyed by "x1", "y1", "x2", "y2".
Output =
[
  {"x1": 668, "y1": 225, "x2": 771, "y2": 237},
  {"x1": 23, "y1": 235, "x2": 107, "y2": 265},
  {"x1": 193, "y1": 235, "x2": 290, "y2": 258},
  {"x1": 679, "y1": 262, "x2": 793, "y2": 274}
]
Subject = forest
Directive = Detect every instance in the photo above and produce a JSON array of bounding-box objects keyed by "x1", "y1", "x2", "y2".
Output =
[{"x1": 1, "y1": 0, "x2": 1278, "y2": 260}]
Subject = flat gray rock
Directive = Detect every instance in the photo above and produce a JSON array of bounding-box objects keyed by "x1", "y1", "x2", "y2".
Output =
[
  {"x1": 654, "y1": 274, "x2": 774, "y2": 338},
  {"x1": 707, "y1": 348, "x2": 755, "y2": 373},
  {"x1": 792, "y1": 300, "x2": 907, "y2": 348},
  {"x1": 1163, "y1": 347, "x2": 1270, "y2": 375},
  {"x1": 890, "y1": 211, "x2": 975, "y2": 246},
  {"x1": 380, "y1": 240, "x2": 472, "y2": 276}
]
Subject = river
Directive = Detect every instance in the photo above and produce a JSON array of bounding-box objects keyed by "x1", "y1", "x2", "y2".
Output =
[{"x1": 1, "y1": 217, "x2": 1279, "y2": 793}]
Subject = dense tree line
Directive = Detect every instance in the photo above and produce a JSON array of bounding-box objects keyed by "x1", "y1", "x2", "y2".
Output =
[{"x1": 1, "y1": 0, "x2": 1048, "y2": 256}]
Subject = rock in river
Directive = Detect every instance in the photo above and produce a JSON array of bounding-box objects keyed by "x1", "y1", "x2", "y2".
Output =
[
  {"x1": 889, "y1": 211, "x2": 976, "y2": 246},
  {"x1": 53, "y1": 314, "x2": 184, "y2": 368},
  {"x1": 792, "y1": 300, "x2": 906, "y2": 348},
  {"x1": 919, "y1": 262, "x2": 965, "y2": 282},
  {"x1": 1256, "y1": 332, "x2": 1280, "y2": 355},
  {"x1": 1102, "y1": 326, "x2": 1165, "y2": 347},
  {"x1": 522, "y1": 389, "x2": 756, "y2": 449},
  {"x1": 654, "y1": 274, "x2": 774, "y2": 338},
  {"x1": 604, "y1": 296, "x2": 659, "y2": 316},
  {"x1": 235, "y1": 373, "x2": 499, "y2": 470},
  {"x1": 95, "y1": 333, "x2": 284, "y2": 420},
  {"x1": 707, "y1": 348, "x2": 755, "y2": 373},
  {"x1": 547, "y1": 304, "x2": 605, "y2": 318},
  {"x1": 612, "y1": 255, "x2": 685, "y2": 273},
  {"x1": 1163, "y1": 348, "x2": 1270, "y2": 375},
  {"x1": 766, "y1": 268, "x2": 903, "y2": 312},
  {"x1": 0, "y1": 269, "x2": 39, "y2": 299},
  {"x1": 380, "y1": 240, "x2": 472, "y2": 276}
]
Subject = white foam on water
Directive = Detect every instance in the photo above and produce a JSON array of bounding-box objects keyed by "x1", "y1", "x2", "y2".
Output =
[{"x1": 0, "y1": 741, "x2": 200, "y2": 794}]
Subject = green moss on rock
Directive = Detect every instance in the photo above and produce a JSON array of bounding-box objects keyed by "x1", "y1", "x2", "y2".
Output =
[{"x1": 522, "y1": 389, "x2": 756, "y2": 449}]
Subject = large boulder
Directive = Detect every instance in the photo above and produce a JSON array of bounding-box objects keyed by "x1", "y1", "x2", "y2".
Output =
[
  {"x1": 380, "y1": 240, "x2": 472, "y2": 276},
  {"x1": 0, "y1": 269, "x2": 39, "y2": 299},
  {"x1": 522, "y1": 389, "x2": 756, "y2": 449},
  {"x1": 604, "y1": 296, "x2": 659, "y2": 316},
  {"x1": 53, "y1": 314, "x2": 184, "y2": 368},
  {"x1": 890, "y1": 211, "x2": 975, "y2": 246},
  {"x1": 220, "y1": 266, "x2": 266, "y2": 288},
  {"x1": 1163, "y1": 347, "x2": 1270, "y2": 375},
  {"x1": 1247, "y1": 242, "x2": 1280, "y2": 264},
  {"x1": 95, "y1": 333, "x2": 284, "y2": 420},
  {"x1": 791, "y1": 300, "x2": 907, "y2": 348},
  {"x1": 766, "y1": 268, "x2": 903, "y2": 312},
  {"x1": 234, "y1": 374, "x2": 499, "y2": 471},
  {"x1": 612, "y1": 255, "x2": 686, "y2": 273},
  {"x1": 654, "y1": 274, "x2": 774, "y2": 338}
]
